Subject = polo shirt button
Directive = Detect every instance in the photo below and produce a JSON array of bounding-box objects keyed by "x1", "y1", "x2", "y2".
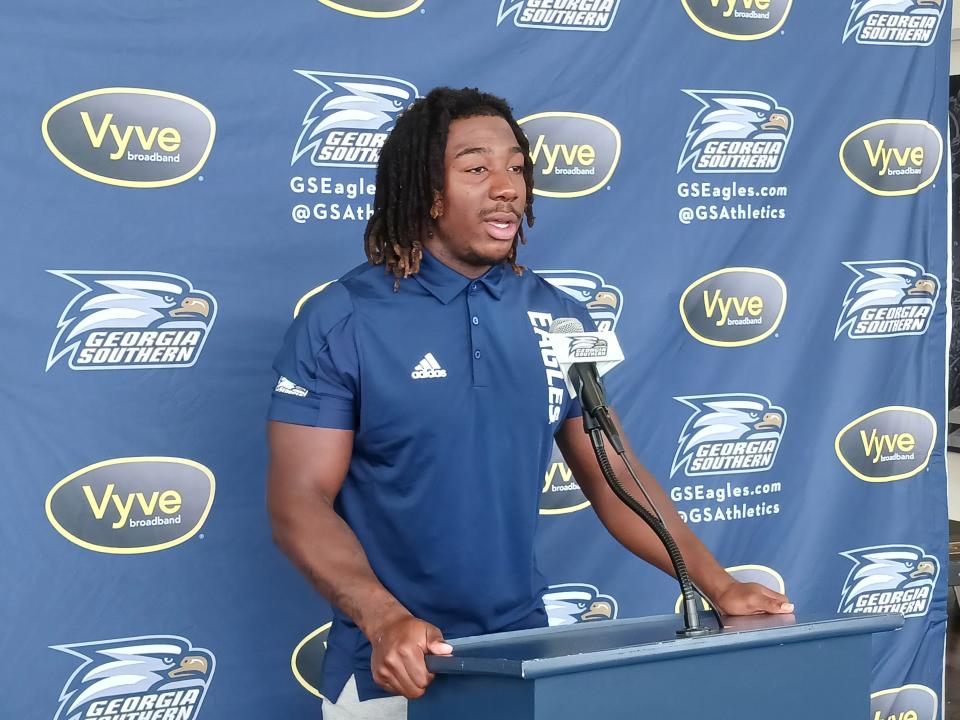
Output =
[
  {"x1": 474, "y1": 350, "x2": 481, "y2": 359},
  {"x1": 472, "y1": 316, "x2": 479, "y2": 325},
  {"x1": 471, "y1": 283, "x2": 479, "y2": 292}
]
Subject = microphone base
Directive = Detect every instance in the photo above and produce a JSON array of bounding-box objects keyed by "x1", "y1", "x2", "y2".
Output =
[{"x1": 676, "y1": 626, "x2": 716, "y2": 638}]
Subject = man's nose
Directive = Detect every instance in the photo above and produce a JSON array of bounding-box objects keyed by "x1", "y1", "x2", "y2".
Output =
[{"x1": 489, "y1": 168, "x2": 519, "y2": 202}]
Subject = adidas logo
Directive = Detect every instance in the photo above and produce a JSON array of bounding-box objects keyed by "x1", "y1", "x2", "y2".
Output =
[{"x1": 411, "y1": 353, "x2": 447, "y2": 379}]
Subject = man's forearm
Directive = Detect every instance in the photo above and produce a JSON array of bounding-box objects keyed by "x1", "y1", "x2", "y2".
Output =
[
  {"x1": 567, "y1": 429, "x2": 735, "y2": 600},
  {"x1": 269, "y1": 494, "x2": 409, "y2": 639}
]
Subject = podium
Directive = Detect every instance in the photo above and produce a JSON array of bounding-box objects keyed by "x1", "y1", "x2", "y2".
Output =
[{"x1": 414, "y1": 612, "x2": 902, "y2": 719}]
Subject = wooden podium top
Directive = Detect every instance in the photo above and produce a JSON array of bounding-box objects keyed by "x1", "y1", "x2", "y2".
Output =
[{"x1": 426, "y1": 612, "x2": 903, "y2": 679}]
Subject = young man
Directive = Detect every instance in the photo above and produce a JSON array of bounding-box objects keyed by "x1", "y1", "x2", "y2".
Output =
[{"x1": 267, "y1": 87, "x2": 793, "y2": 719}]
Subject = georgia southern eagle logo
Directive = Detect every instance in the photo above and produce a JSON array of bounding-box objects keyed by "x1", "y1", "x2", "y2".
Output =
[
  {"x1": 567, "y1": 335, "x2": 608, "y2": 359},
  {"x1": 52, "y1": 635, "x2": 215, "y2": 720},
  {"x1": 843, "y1": 0, "x2": 945, "y2": 46},
  {"x1": 671, "y1": 394, "x2": 786, "y2": 478},
  {"x1": 47, "y1": 271, "x2": 217, "y2": 371},
  {"x1": 535, "y1": 270, "x2": 623, "y2": 332},
  {"x1": 543, "y1": 583, "x2": 618, "y2": 626},
  {"x1": 678, "y1": 90, "x2": 793, "y2": 174},
  {"x1": 291, "y1": 70, "x2": 419, "y2": 168},
  {"x1": 835, "y1": 260, "x2": 938, "y2": 340},
  {"x1": 496, "y1": 0, "x2": 620, "y2": 31},
  {"x1": 838, "y1": 545, "x2": 939, "y2": 618}
]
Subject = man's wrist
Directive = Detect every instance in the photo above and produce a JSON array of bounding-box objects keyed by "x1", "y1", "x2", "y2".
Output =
[
  {"x1": 699, "y1": 569, "x2": 737, "y2": 603},
  {"x1": 358, "y1": 596, "x2": 411, "y2": 643}
]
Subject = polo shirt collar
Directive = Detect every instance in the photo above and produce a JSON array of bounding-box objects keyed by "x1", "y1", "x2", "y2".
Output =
[{"x1": 414, "y1": 247, "x2": 506, "y2": 303}]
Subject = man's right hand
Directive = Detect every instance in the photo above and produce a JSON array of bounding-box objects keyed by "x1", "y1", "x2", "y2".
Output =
[{"x1": 369, "y1": 614, "x2": 453, "y2": 699}]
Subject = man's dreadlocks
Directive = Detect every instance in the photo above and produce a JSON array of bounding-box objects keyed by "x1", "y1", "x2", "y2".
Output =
[{"x1": 363, "y1": 87, "x2": 535, "y2": 286}]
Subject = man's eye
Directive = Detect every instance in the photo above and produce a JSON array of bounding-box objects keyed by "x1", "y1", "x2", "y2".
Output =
[
  {"x1": 467, "y1": 167, "x2": 486, "y2": 174},
  {"x1": 509, "y1": 165, "x2": 524, "y2": 173}
]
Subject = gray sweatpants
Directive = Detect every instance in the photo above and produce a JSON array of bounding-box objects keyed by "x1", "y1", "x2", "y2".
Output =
[{"x1": 322, "y1": 676, "x2": 407, "y2": 720}]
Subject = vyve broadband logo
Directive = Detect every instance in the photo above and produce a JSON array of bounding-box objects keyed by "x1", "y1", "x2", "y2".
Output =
[
  {"x1": 679, "y1": 267, "x2": 786, "y2": 346},
  {"x1": 518, "y1": 112, "x2": 620, "y2": 198},
  {"x1": 835, "y1": 406, "x2": 936, "y2": 482},
  {"x1": 42, "y1": 88, "x2": 215, "y2": 188},
  {"x1": 292, "y1": 622, "x2": 333, "y2": 698},
  {"x1": 840, "y1": 120, "x2": 942, "y2": 196},
  {"x1": 45, "y1": 457, "x2": 215, "y2": 554},
  {"x1": 871, "y1": 685, "x2": 938, "y2": 720},
  {"x1": 682, "y1": 0, "x2": 792, "y2": 40},
  {"x1": 317, "y1": 0, "x2": 423, "y2": 17}
]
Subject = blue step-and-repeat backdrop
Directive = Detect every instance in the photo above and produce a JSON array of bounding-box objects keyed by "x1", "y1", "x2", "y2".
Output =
[{"x1": 1, "y1": 1, "x2": 951, "y2": 718}]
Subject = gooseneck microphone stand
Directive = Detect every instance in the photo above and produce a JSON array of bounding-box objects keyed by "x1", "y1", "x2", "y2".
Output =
[{"x1": 578, "y1": 394, "x2": 722, "y2": 637}]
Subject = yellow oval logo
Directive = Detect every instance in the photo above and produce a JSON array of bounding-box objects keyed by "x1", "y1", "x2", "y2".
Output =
[
  {"x1": 318, "y1": 0, "x2": 423, "y2": 17},
  {"x1": 839, "y1": 119, "x2": 942, "y2": 197},
  {"x1": 42, "y1": 88, "x2": 216, "y2": 188},
  {"x1": 539, "y1": 446, "x2": 590, "y2": 515},
  {"x1": 835, "y1": 406, "x2": 936, "y2": 482},
  {"x1": 871, "y1": 684, "x2": 937, "y2": 720},
  {"x1": 679, "y1": 267, "x2": 786, "y2": 347},
  {"x1": 291, "y1": 623, "x2": 332, "y2": 698},
  {"x1": 681, "y1": 0, "x2": 792, "y2": 41},
  {"x1": 518, "y1": 112, "x2": 621, "y2": 198},
  {"x1": 45, "y1": 456, "x2": 215, "y2": 554}
]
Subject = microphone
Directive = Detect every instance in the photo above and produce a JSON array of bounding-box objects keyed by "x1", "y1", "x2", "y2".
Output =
[
  {"x1": 548, "y1": 317, "x2": 624, "y2": 453},
  {"x1": 548, "y1": 317, "x2": 712, "y2": 636}
]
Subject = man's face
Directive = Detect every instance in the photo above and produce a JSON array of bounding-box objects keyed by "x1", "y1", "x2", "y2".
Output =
[{"x1": 428, "y1": 114, "x2": 527, "y2": 276}]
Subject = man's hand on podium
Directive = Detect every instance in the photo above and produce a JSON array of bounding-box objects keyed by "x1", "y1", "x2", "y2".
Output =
[
  {"x1": 370, "y1": 614, "x2": 454, "y2": 699},
  {"x1": 713, "y1": 581, "x2": 795, "y2": 616}
]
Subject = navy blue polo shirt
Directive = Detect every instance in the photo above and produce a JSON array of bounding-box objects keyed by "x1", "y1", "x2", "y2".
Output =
[{"x1": 268, "y1": 248, "x2": 595, "y2": 702}]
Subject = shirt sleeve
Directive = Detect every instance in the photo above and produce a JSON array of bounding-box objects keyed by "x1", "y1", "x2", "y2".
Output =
[
  {"x1": 560, "y1": 300, "x2": 600, "y2": 423},
  {"x1": 268, "y1": 282, "x2": 359, "y2": 430}
]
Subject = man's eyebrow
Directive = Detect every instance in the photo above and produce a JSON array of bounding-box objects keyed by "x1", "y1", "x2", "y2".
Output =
[
  {"x1": 453, "y1": 145, "x2": 524, "y2": 159},
  {"x1": 454, "y1": 146, "x2": 491, "y2": 159}
]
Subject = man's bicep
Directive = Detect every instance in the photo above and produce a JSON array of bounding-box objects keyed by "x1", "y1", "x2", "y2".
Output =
[
  {"x1": 267, "y1": 420, "x2": 354, "y2": 507},
  {"x1": 554, "y1": 417, "x2": 609, "y2": 504}
]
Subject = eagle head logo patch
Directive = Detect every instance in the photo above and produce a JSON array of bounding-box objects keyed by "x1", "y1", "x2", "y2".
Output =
[
  {"x1": 843, "y1": 0, "x2": 945, "y2": 46},
  {"x1": 47, "y1": 271, "x2": 217, "y2": 371},
  {"x1": 835, "y1": 260, "x2": 939, "y2": 340},
  {"x1": 52, "y1": 635, "x2": 215, "y2": 720},
  {"x1": 292, "y1": 71, "x2": 419, "y2": 168},
  {"x1": 678, "y1": 90, "x2": 793, "y2": 174},
  {"x1": 671, "y1": 394, "x2": 786, "y2": 478},
  {"x1": 543, "y1": 583, "x2": 618, "y2": 626},
  {"x1": 535, "y1": 270, "x2": 623, "y2": 332},
  {"x1": 838, "y1": 545, "x2": 938, "y2": 618}
]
